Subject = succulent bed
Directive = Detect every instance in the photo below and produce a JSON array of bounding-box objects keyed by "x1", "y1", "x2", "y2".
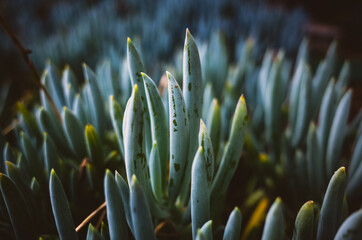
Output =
[{"x1": 0, "y1": 29, "x2": 361, "y2": 240}]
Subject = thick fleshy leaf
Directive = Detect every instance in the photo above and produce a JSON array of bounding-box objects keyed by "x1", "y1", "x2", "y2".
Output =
[
  {"x1": 142, "y1": 73, "x2": 169, "y2": 189},
  {"x1": 291, "y1": 64, "x2": 312, "y2": 147},
  {"x1": 317, "y1": 167, "x2": 347, "y2": 240},
  {"x1": 62, "y1": 107, "x2": 87, "y2": 159},
  {"x1": 17, "y1": 102, "x2": 42, "y2": 146},
  {"x1": 191, "y1": 147, "x2": 210, "y2": 239},
  {"x1": 264, "y1": 52, "x2": 284, "y2": 143},
  {"x1": 0, "y1": 173, "x2": 36, "y2": 240},
  {"x1": 45, "y1": 61, "x2": 65, "y2": 111},
  {"x1": 199, "y1": 119, "x2": 214, "y2": 185},
  {"x1": 149, "y1": 141, "x2": 163, "y2": 202},
  {"x1": 211, "y1": 95, "x2": 247, "y2": 199},
  {"x1": 115, "y1": 171, "x2": 134, "y2": 235},
  {"x1": 223, "y1": 207, "x2": 242, "y2": 240},
  {"x1": 130, "y1": 175, "x2": 156, "y2": 240},
  {"x1": 292, "y1": 201, "x2": 316, "y2": 240},
  {"x1": 62, "y1": 66, "x2": 77, "y2": 108},
  {"x1": 207, "y1": 99, "x2": 221, "y2": 158},
  {"x1": 326, "y1": 90, "x2": 351, "y2": 177},
  {"x1": 261, "y1": 197, "x2": 284, "y2": 240},
  {"x1": 49, "y1": 169, "x2": 77, "y2": 240},
  {"x1": 43, "y1": 132, "x2": 60, "y2": 178},
  {"x1": 181, "y1": 29, "x2": 203, "y2": 202},
  {"x1": 104, "y1": 170, "x2": 127, "y2": 240},
  {"x1": 19, "y1": 132, "x2": 43, "y2": 182},
  {"x1": 334, "y1": 208, "x2": 362, "y2": 240},
  {"x1": 85, "y1": 124, "x2": 103, "y2": 167},
  {"x1": 346, "y1": 134, "x2": 362, "y2": 202},
  {"x1": 83, "y1": 64, "x2": 107, "y2": 136},
  {"x1": 167, "y1": 71, "x2": 189, "y2": 203},
  {"x1": 109, "y1": 95, "x2": 124, "y2": 158},
  {"x1": 317, "y1": 80, "x2": 336, "y2": 162},
  {"x1": 306, "y1": 123, "x2": 323, "y2": 195},
  {"x1": 198, "y1": 220, "x2": 213, "y2": 240},
  {"x1": 127, "y1": 38, "x2": 152, "y2": 156}
]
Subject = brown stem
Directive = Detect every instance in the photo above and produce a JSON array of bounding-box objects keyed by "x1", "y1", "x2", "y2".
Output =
[
  {"x1": 0, "y1": 14, "x2": 62, "y2": 121},
  {"x1": 75, "y1": 201, "x2": 107, "y2": 232}
]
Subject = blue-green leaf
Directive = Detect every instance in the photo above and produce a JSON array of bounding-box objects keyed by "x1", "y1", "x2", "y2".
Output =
[
  {"x1": 199, "y1": 220, "x2": 213, "y2": 240},
  {"x1": 62, "y1": 107, "x2": 87, "y2": 159},
  {"x1": 199, "y1": 119, "x2": 214, "y2": 185},
  {"x1": 211, "y1": 95, "x2": 247, "y2": 199},
  {"x1": 181, "y1": 29, "x2": 203, "y2": 202},
  {"x1": 167, "y1": 71, "x2": 189, "y2": 203},
  {"x1": 62, "y1": 65, "x2": 77, "y2": 108},
  {"x1": 49, "y1": 169, "x2": 77, "y2": 240},
  {"x1": 334, "y1": 208, "x2": 362, "y2": 240},
  {"x1": 85, "y1": 124, "x2": 103, "y2": 167},
  {"x1": 109, "y1": 95, "x2": 124, "y2": 158},
  {"x1": 223, "y1": 207, "x2": 242, "y2": 240},
  {"x1": 130, "y1": 175, "x2": 156, "y2": 240},
  {"x1": 326, "y1": 90, "x2": 351, "y2": 177},
  {"x1": 317, "y1": 167, "x2": 346, "y2": 240},
  {"x1": 104, "y1": 170, "x2": 127, "y2": 240},
  {"x1": 261, "y1": 197, "x2": 284, "y2": 240},
  {"x1": 142, "y1": 72, "x2": 169, "y2": 190},
  {"x1": 149, "y1": 141, "x2": 163, "y2": 203},
  {"x1": 191, "y1": 147, "x2": 210, "y2": 239},
  {"x1": 115, "y1": 171, "x2": 134, "y2": 235},
  {"x1": 83, "y1": 64, "x2": 106, "y2": 136},
  {"x1": 207, "y1": 99, "x2": 221, "y2": 159},
  {"x1": 45, "y1": 61, "x2": 65, "y2": 111},
  {"x1": 0, "y1": 173, "x2": 36, "y2": 239},
  {"x1": 43, "y1": 132, "x2": 60, "y2": 178}
]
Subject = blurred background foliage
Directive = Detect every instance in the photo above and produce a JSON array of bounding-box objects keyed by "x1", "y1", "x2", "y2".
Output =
[{"x1": 0, "y1": 0, "x2": 361, "y2": 176}]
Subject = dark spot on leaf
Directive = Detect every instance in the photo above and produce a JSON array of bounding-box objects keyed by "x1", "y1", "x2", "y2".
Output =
[{"x1": 174, "y1": 163, "x2": 180, "y2": 171}]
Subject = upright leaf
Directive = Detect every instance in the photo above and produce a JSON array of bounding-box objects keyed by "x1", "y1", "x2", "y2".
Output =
[{"x1": 261, "y1": 197, "x2": 284, "y2": 240}]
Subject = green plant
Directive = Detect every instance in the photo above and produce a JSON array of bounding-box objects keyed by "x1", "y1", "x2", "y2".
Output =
[{"x1": 0, "y1": 29, "x2": 361, "y2": 240}]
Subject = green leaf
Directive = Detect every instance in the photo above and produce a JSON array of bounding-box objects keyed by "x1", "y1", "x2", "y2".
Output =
[
  {"x1": 317, "y1": 167, "x2": 346, "y2": 240},
  {"x1": 181, "y1": 29, "x2": 203, "y2": 202},
  {"x1": 346, "y1": 134, "x2": 362, "y2": 202},
  {"x1": 49, "y1": 169, "x2": 77, "y2": 240},
  {"x1": 86, "y1": 223, "x2": 103, "y2": 240},
  {"x1": 191, "y1": 147, "x2": 210, "y2": 239},
  {"x1": 167, "y1": 71, "x2": 189, "y2": 203},
  {"x1": 334, "y1": 208, "x2": 362, "y2": 240},
  {"x1": 261, "y1": 197, "x2": 284, "y2": 240},
  {"x1": 101, "y1": 221, "x2": 110, "y2": 240},
  {"x1": 0, "y1": 173, "x2": 36, "y2": 240},
  {"x1": 85, "y1": 124, "x2": 103, "y2": 167},
  {"x1": 292, "y1": 201, "x2": 316, "y2": 240},
  {"x1": 211, "y1": 95, "x2": 247, "y2": 199},
  {"x1": 104, "y1": 170, "x2": 128, "y2": 240},
  {"x1": 130, "y1": 175, "x2": 156, "y2": 240},
  {"x1": 223, "y1": 207, "x2": 242, "y2": 240},
  {"x1": 109, "y1": 95, "x2": 124, "y2": 158}
]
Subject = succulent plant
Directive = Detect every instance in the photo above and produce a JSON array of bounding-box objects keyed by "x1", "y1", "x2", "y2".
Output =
[{"x1": 0, "y1": 28, "x2": 361, "y2": 240}]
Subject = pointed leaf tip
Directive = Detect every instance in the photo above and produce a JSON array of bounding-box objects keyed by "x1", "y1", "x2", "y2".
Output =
[{"x1": 127, "y1": 37, "x2": 132, "y2": 44}]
